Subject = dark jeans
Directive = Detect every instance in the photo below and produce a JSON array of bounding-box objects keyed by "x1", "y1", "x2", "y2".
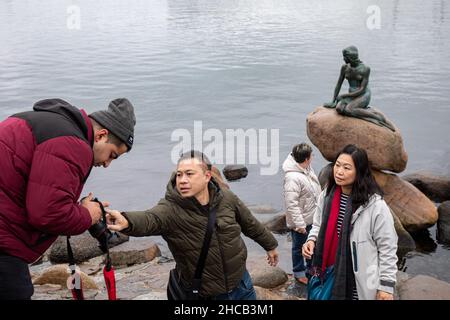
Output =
[
  {"x1": 291, "y1": 225, "x2": 312, "y2": 278},
  {"x1": 211, "y1": 270, "x2": 256, "y2": 300},
  {"x1": 0, "y1": 253, "x2": 34, "y2": 300}
]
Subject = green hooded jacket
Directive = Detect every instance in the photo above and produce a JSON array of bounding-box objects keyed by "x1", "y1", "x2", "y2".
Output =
[{"x1": 122, "y1": 174, "x2": 278, "y2": 297}]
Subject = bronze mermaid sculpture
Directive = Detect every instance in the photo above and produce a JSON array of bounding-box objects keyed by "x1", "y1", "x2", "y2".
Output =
[{"x1": 324, "y1": 46, "x2": 395, "y2": 131}]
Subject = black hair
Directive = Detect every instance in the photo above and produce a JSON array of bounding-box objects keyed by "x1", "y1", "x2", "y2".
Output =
[
  {"x1": 291, "y1": 143, "x2": 312, "y2": 164},
  {"x1": 90, "y1": 118, "x2": 123, "y2": 148},
  {"x1": 326, "y1": 144, "x2": 383, "y2": 208},
  {"x1": 178, "y1": 150, "x2": 212, "y2": 171}
]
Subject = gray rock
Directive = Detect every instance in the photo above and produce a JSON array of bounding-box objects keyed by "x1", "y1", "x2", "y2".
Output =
[
  {"x1": 394, "y1": 271, "x2": 409, "y2": 300},
  {"x1": 263, "y1": 213, "x2": 289, "y2": 235},
  {"x1": 397, "y1": 275, "x2": 450, "y2": 300},
  {"x1": 437, "y1": 201, "x2": 450, "y2": 244},
  {"x1": 248, "y1": 205, "x2": 278, "y2": 214},
  {"x1": 250, "y1": 265, "x2": 288, "y2": 289},
  {"x1": 109, "y1": 238, "x2": 161, "y2": 267},
  {"x1": 318, "y1": 163, "x2": 333, "y2": 189},
  {"x1": 61, "y1": 289, "x2": 99, "y2": 300},
  {"x1": 223, "y1": 165, "x2": 248, "y2": 181},
  {"x1": 286, "y1": 279, "x2": 308, "y2": 298},
  {"x1": 49, "y1": 231, "x2": 129, "y2": 264},
  {"x1": 30, "y1": 247, "x2": 52, "y2": 266},
  {"x1": 254, "y1": 286, "x2": 285, "y2": 300},
  {"x1": 403, "y1": 172, "x2": 450, "y2": 203},
  {"x1": 33, "y1": 284, "x2": 63, "y2": 294},
  {"x1": 390, "y1": 209, "x2": 416, "y2": 255},
  {"x1": 132, "y1": 291, "x2": 167, "y2": 300}
]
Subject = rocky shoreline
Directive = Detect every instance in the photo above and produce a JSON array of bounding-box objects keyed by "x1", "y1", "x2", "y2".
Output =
[
  {"x1": 29, "y1": 230, "x2": 450, "y2": 300},
  {"x1": 30, "y1": 240, "x2": 305, "y2": 300}
]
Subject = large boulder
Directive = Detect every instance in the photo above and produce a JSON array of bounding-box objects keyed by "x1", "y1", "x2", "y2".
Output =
[
  {"x1": 249, "y1": 265, "x2": 288, "y2": 289},
  {"x1": 397, "y1": 275, "x2": 450, "y2": 300},
  {"x1": 390, "y1": 209, "x2": 416, "y2": 255},
  {"x1": 402, "y1": 172, "x2": 450, "y2": 203},
  {"x1": 372, "y1": 170, "x2": 438, "y2": 232},
  {"x1": 49, "y1": 231, "x2": 129, "y2": 264},
  {"x1": 263, "y1": 213, "x2": 289, "y2": 234},
  {"x1": 437, "y1": 201, "x2": 450, "y2": 244},
  {"x1": 33, "y1": 264, "x2": 98, "y2": 290},
  {"x1": 247, "y1": 256, "x2": 288, "y2": 289},
  {"x1": 109, "y1": 238, "x2": 161, "y2": 266},
  {"x1": 307, "y1": 106, "x2": 408, "y2": 173}
]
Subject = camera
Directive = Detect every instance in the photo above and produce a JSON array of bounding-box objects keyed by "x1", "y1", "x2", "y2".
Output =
[
  {"x1": 88, "y1": 219, "x2": 117, "y2": 253},
  {"x1": 86, "y1": 197, "x2": 118, "y2": 253}
]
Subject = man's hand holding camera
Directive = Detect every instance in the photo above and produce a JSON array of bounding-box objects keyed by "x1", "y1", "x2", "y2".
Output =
[{"x1": 81, "y1": 193, "x2": 110, "y2": 225}]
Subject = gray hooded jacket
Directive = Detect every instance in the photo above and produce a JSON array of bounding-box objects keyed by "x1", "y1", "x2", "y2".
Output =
[{"x1": 308, "y1": 190, "x2": 398, "y2": 299}]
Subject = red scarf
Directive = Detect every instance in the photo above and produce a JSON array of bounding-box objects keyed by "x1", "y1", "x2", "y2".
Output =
[{"x1": 321, "y1": 186, "x2": 342, "y2": 272}]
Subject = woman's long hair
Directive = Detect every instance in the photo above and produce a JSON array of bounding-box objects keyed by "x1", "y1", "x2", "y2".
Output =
[{"x1": 326, "y1": 144, "x2": 383, "y2": 209}]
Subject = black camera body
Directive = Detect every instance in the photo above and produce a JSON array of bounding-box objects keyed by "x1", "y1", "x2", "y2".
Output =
[
  {"x1": 86, "y1": 197, "x2": 117, "y2": 253},
  {"x1": 88, "y1": 220, "x2": 115, "y2": 253}
]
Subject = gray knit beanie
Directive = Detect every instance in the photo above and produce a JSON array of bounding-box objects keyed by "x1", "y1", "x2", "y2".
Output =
[{"x1": 89, "y1": 98, "x2": 136, "y2": 151}]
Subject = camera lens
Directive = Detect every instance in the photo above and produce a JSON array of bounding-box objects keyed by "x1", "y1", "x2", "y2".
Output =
[{"x1": 88, "y1": 220, "x2": 112, "y2": 253}]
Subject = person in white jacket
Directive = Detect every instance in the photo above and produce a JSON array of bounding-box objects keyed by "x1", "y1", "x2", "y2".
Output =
[
  {"x1": 283, "y1": 143, "x2": 321, "y2": 284},
  {"x1": 302, "y1": 144, "x2": 398, "y2": 300}
]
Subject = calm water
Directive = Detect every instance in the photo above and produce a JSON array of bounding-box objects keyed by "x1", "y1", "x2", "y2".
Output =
[{"x1": 1, "y1": 0, "x2": 449, "y2": 282}]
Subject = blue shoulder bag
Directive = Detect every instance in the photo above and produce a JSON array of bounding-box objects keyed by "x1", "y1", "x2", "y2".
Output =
[{"x1": 307, "y1": 266, "x2": 335, "y2": 300}]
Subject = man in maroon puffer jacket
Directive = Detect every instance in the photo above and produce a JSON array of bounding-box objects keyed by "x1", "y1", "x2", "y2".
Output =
[{"x1": 0, "y1": 98, "x2": 136, "y2": 300}]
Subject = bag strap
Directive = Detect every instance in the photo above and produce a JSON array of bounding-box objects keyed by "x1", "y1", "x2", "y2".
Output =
[{"x1": 190, "y1": 207, "x2": 217, "y2": 294}]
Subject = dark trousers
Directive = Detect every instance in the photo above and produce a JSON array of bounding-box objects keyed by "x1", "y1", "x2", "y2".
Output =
[
  {"x1": 291, "y1": 225, "x2": 312, "y2": 278},
  {"x1": 211, "y1": 270, "x2": 256, "y2": 300},
  {"x1": 0, "y1": 253, "x2": 34, "y2": 300}
]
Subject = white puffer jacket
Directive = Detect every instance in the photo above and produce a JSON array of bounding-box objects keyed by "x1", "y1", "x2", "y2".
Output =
[{"x1": 282, "y1": 153, "x2": 321, "y2": 230}]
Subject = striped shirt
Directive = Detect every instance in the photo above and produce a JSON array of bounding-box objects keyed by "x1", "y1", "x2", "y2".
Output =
[
  {"x1": 336, "y1": 193, "x2": 349, "y2": 238},
  {"x1": 337, "y1": 193, "x2": 359, "y2": 300}
]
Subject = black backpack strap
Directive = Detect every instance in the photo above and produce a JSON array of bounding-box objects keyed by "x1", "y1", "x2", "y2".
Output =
[
  {"x1": 91, "y1": 198, "x2": 112, "y2": 270},
  {"x1": 191, "y1": 207, "x2": 217, "y2": 294}
]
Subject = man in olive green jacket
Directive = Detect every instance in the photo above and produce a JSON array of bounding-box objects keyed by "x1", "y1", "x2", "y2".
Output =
[{"x1": 106, "y1": 150, "x2": 279, "y2": 299}]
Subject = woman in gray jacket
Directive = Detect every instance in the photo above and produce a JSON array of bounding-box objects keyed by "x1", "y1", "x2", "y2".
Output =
[{"x1": 302, "y1": 144, "x2": 398, "y2": 300}]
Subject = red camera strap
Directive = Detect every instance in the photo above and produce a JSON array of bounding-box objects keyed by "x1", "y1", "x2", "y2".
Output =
[{"x1": 95, "y1": 198, "x2": 117, "y2": 300}]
